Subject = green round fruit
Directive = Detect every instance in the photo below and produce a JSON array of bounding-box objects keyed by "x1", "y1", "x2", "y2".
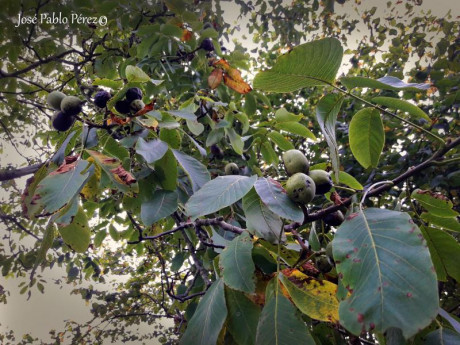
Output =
[
  {"x1": 52, "y1": 111, "x2": 74, "y2": 131},
  {"x1": 309, "y1": 170, "x2": 333, "y2": 195},
  {"x1": 60, "y1": 96, "x2": 83, "y2": 116},
  {"x1": 130, "y1": 99, "x2": 145, "y2": 112},
  {"x1": 285, "y1": 173, "x2": 316, "y2": 204},
  {"x1": 283, "y1": 149, "x2": 309, "y2": 176},
  {"x1": 47, "y1": 91, "x2": 66, "y2": 110},
  {"x1": 324, "y1": 210, "x2": 345, "y2": 227},
  {"x1": 225, "y1": 163, "x2": 239, "y2": 175}
]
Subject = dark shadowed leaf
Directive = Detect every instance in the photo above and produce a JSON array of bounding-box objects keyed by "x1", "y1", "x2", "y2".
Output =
[
  {"x1": 172, "y1": 149, "x2": 210, "y2": 192},
  {"x1": 333, "y1": 208, "x2": 439, "y2": 339},
  {"x1": 141, "y1": 190, "x2": 178, "y2": 226},
  {"x1": 422, "y1": 329, "x2": 460, "y2": 345},
  {"x1": 136, "y1": 138, "x2": 168, "y2": 164},
  {"x1": 179, "y1": 279, "x2": 227, "y2": 345},
  {"x1": 220, "y1": 231, "x2": 255, "y2": 293}
]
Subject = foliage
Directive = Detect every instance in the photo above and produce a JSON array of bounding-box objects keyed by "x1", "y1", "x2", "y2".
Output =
[{"x1": 0, "y1": 0, "x2": 459, "y2": 344}]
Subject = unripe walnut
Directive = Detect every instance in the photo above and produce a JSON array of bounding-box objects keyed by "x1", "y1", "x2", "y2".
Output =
[
  {"x1": 225, "y1": 163, "x2": 239, "y2": 175},
  {"x1": 47, "y1": 91, "x2": 66, "y2": 110},
  {"x1": 309, "y1": 170, "x2": 333, "y2": 195},
  {"x1": 130, "y1": 99, "x2": 145, "y2": 112},
  {"x1": 285, "y1": 173, "x2": 316, "y2": 204},
  {"x1": 282, "y1": 149, "x2": 310, "y2": 176},
  {"x1": 60, "y1": 96, "x2": 83, "y2": 116}
]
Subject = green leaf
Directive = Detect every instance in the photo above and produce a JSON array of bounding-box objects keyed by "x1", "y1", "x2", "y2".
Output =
[
  {"x1": 235, "y1": 112, "x2": 250, "y2": 134},
  {"x1": 279, "y1": 269, "x2": 340, "y2": 322},
  {"x1": 35, "y1": 160, "x2": 94, "y2": 214},
  {"x1": 308, "y1": 225, "x2": 321, "y2": 251},
  {"x1": 372, "y1": 97, "x2": 431, "y2": 122},
  {"x1": 255, "y1": 279, "x2": 315, "y2": 345},
  {"x1": 333, "y1": 208, "x2": 439, "y2": 339},
  {"x1": 422, "y1": 329, "x2": 460, "y2": 345},
  {"x1": 316, "y1": 94, "x2": 344, "y2": 180},
  {"x1": 186, "y1": 119, "x2": 205, "y2": 136},
  {"x1": 349, "y1": 108, "x2": 384, "y2": 169},
  {"x1": 254, "y1": 178, "x2": 304, "y2": 223},
  {"x1": 32, "y1": 221, "x2": 55, "y2": 271},
  {"x1": 219, "y1": 231, "x2": 255, "y2": 293},
  {"x1": 167, "y1": 110, "x2": 197, "y2": 120},
  {"x1": 274, "y1": 108, "x2": 303, "y2": 122},
  {"x1": 257, "y1": 239, "x2": 300, "y2": 267},
  {"x1": 92, "y1": 78, "x2": 123, "y2": 89},
  {"x1": 125, "y1": 65, "x2": 150, "y2": 83},
  {"x1": 268, "y1": 131, "x2": 295, "y2": 151},
  {"x1": 135, "y1": 138, "x2": 168, "y2": 165},
  {"x1": 411, "y1": 189, "x2": 459, "y2": 218},
  {"x1": 141, "y1": 190, "x2": 178, "y2": 226},
  {"x1": 226, "y1": 128, "x2": 244, "y2": 155},
  {"x1": 109, "y1": 224, "x2": 120, "y2": 241},
  {"x1": 179, "y1": 279, "x2": 227, "y2": 345},
  {"x1": 253, "y1": 38, "x2": 343, "y2": 92},
  {"x1": 260, "y1": 141, "x2": 278, "y2": 165},
  {"x1": 172, "y1": 150, "x2": 210, "y2": 192},
  {"x1": 226, "y1": 288, "x2": 261, "y2": 345},
  {"x1": 331, "y1": 171, "x2": 363, "y2": 190},
  {"x1": 421, "y1": 213, "x2": 460, "y2": 232},
  {"x1": 58, "y1": 207, "x2": 91, "y2": 253},
  {"x1": 341, "y1": 76, "x2": 430, "y2": 91},
  {"x1": 421, "y1": 226, "x2": 460, "y2": 282},
  {"x1": 244, "y1": 93, "x2": 257, "y2": 116},
  {"x1": 186, "y1": 175, "x2": 257, "y2": 219},
  {"x1": 22, "y1": 163, "x2": 55, "y2": 219},
  {"x1": 242, "y1": 188, "x2": 285, "y2": 244},
  {"x1": 154, "y1": 149, "x2": 177, "y2": 191},
  {"x1": 275, "y1": 121, "x2": 316, "y2": 140}
]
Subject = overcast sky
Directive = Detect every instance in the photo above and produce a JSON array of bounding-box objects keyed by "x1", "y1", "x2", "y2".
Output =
[{"x1": 1, "y1": 0, "x2": 459, "y2": 344}]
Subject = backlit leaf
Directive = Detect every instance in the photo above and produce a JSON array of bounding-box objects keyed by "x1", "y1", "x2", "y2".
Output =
[
  {"x1": 341, "y1": 76, "x2": 430, "y2": 91},
  {"x1": 58, "y1": 207, "x2": 91, "y2": 253}
]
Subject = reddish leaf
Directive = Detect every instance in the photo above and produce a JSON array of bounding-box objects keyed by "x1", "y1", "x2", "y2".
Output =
[
  {"x1": 110, "y1": 165, "x2": 137, "y2": 185},
  {"x1": 208, "y1": 68, "x2": 223, "y2": 89},
  {"x1": 181, "y1": 29, "x2": 193, "y2": 42},
  {"x1": 49, "y1": 155, "x2": 79, "y2": 176}
]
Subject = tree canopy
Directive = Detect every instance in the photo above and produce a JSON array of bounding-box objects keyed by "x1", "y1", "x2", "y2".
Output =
[{"x1": 0, "y1": 0, "x2": 459, "y2": 344}]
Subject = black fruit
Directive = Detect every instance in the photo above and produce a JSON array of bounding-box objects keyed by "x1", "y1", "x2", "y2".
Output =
[
  {"x1": 47, "y1": 91, "x2": 66, "y2": 110},
  {"x1": 225, "y1": 163, "x2": 239, "y2": 175},
  {"x1": 52, "y1": 111, "x2": 74, "y2": 131},
  {"x1": 324, "y1": 210, "x2": 345, "y2": 227},
  {"x1": 200, "y1": 38, "x2": 215, "y2": 52},
  {"x1": 60, "y1": 96, "x2": 83, "y2": 116},
  {"x1": 94, "y1": 90, "x2": 111, "y2": 108},
  {"x1": 125, "y1": 88, "x2": 143, "y2": 102},
  {"x1": 309, "y1": 170, "x2": 333, "y2": 195},
  {"x1": 115, "y1": 100, "x2": 131, "y2": 114},
  {"x1": 130, "y1": 99, "x2": 145, "y2": 112},
  {"x1": 210, "y1": 144, "x2": 224, "y2": 159}
]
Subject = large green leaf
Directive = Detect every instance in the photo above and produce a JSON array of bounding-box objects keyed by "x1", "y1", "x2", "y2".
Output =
[
  {"x1": 125, "y1": 65, "x2": 150, "y2": 82},
  {"x1": 349, "y1": 108, "x2": 384, "y2": 169},
  {"x1": 253, "y1": 38, "x2": 343, "y2": 92},
  {"x1": 179, "y1": 279, "x2": 227, "y2": 345},
  {"x1": 420, "y1": 226, "x2": 460, "y2": 282},
  {"x1": 333, "y1": 208, "x2": 439, "y2": 339},
  {"x1": 140, "y1": 190, "x2": 178, "y2": 226},
  {"x1": 255, "y1": 279, "x2": 315, "y2": 345},
  {"x1": 411, "y1": 189, "x2": 459, "y2": 218},
  {"x1": 422, "y1": 329, "x2": 460, "y2": 345},
  {"x1": 341, "y1": 76, "x2": 430, "y2": 91},
  {"x1": 268, "y1": 131, "x2": 295, "y2": 151},
  {"x1": 242, "y1": 188, "x2": 285, "y2": 244},
  {"x1": 226, "y1": 288, "x2": 261, "y2": 345},
  {"x1": 331, "y1": 171, "x2": 363, "y2": 190},
  {"x1": 274, "y1": 108, "x2": 303, "y2": 122},
  {"x1": 58, "y1": 206, "x2": 91, "y2": 253},
  {"x1": 154, "y1": 149, "x2": 177, "y2": 191},
  {"x1": 316, "y1": 94, "x2": 344, "y2": 180},
  {"x1": 172, "y1": 149, "x2": 210, "y2": 192},
  {"x1": 372, "y1": 97, "x2": 430, "y2": 122},
  {"x1": 186, "y1": 175, "x2": 257, "y2": 219},
  {"x1": 254, "y1": 178, "x2": 304, "y2": 223},
  {"x1": 421, "y1": 213, "x2": 460, "y2": 232},
  {"x1": 219, "y1": 231, "x2": 255, "y2": 293},
  {"x1": 35, "y1": 160, "x2": 94, "y2": 214},
  {"x1": 135, "y1": 138, "x2": 168, "y2": 165}
]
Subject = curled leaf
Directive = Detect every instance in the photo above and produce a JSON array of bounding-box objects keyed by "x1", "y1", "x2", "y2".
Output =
[
  {"x1": 110, "y1": 165, "x2": 137, "y2": 185},
  {"x1": 208, "y1": 68, "x2": 223, "y2": 89}
]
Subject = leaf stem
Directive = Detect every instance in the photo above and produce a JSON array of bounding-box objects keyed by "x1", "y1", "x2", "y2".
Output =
[{"x1": 327, "y1": 83, "x2": 445, "y2": 145}]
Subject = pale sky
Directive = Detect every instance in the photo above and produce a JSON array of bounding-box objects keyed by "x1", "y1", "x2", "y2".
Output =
[{"x1": 1, "y1": 0, "x2": 459, "y2": 343}]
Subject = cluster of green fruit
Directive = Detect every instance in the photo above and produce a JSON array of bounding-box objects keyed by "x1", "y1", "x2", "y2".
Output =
[
  {"x1": 283, "y1": 149, "x2": 345, "y2": 227},
  {"x1": 47, "y1": 91, "x2": 84, "y2": 131},
  {"x1": 114, "y1": 88, "x2": 145, "y2": 115}
]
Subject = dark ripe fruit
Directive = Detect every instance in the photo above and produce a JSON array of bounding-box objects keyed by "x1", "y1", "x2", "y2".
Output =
[
  {"x1": 130, "y1": 99, "x2": 145, "y2": 112},
  {"x1": 316, "y1": 256, "x2": 333, "y2": 273},
  {"x1": 285, "y1": 173, "x2": 316, "y2": 204},
  {"x1": 115, "y1": 99, "x2": 131, "y2": 114},
  {"x1": 324, "y1": 210, "x2": 345, "y2": 227},
  {"x1": 283, "y1": 149, "x2": 310, "y2": 176},
  {"x1": 47, "y1": 91, "x2": 66, "y2": 110},
  {"x1": 309, "y1": 170, "x2": 333, "y2": 195},
  {"x1": 225, "y1": 162, "x2": 239, "y2": 175},
  {"x1": 60, "y1": 96, "x2": 83, "y2": 116},
  {"x1": 125, "y1": 87, "x2": 143, "y2": 102},
  {"x1": 52, "y1": 111, "x2": 74, "y2": 131},
  {"x1": 200, "y1": 38, "x2": 215, "y2": 52},
  {"x1": 210, "y1": 144, "x2": 224, "y2": 159},
  {"x1": 336, "y1": 0, "x2": 346, "y2": 4},
  {"x1": 94, "y1": 90, "x2": 111, "y2": 108}
]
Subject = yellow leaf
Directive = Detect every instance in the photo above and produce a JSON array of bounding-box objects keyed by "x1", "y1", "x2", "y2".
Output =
[
  {"x1": 80, "y1": 157, "x2": 101, "y2": 201},
  {"x1": 279, "y1": 268, "x2": 339, "y2": 322}
]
